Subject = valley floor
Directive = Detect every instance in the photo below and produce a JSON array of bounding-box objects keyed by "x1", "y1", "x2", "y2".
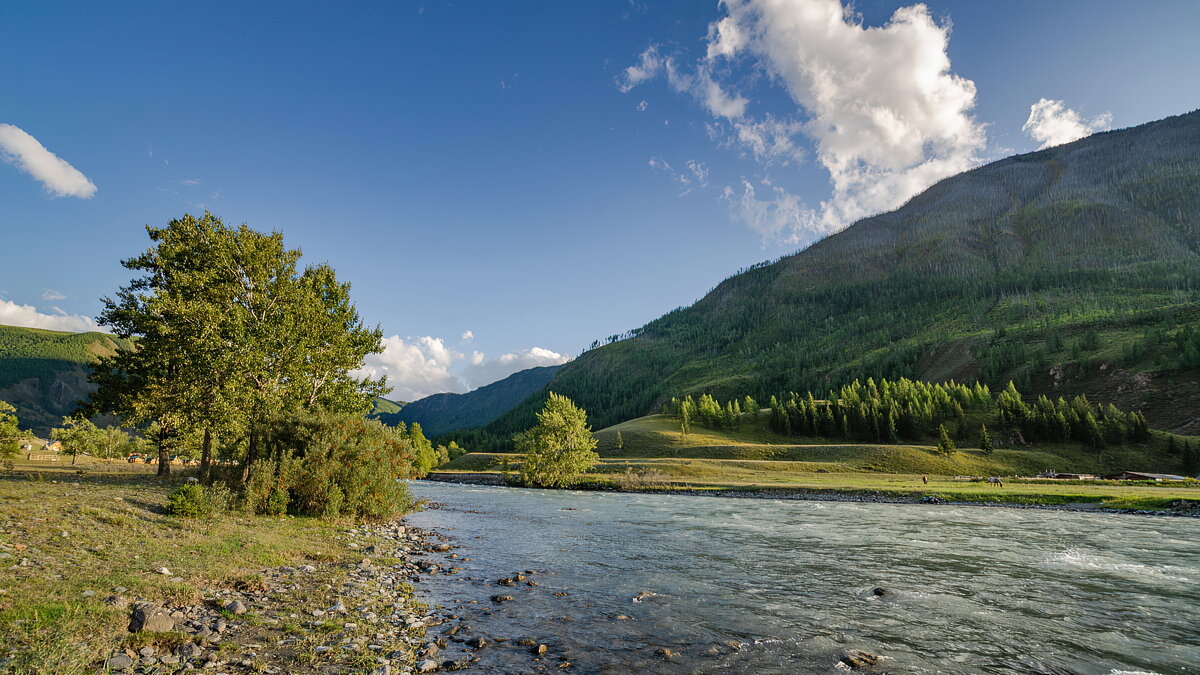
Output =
[
  {"x1": 429, "y1": 460, "x2": 1200, "y2": 513},
  {"x1": 432, "y1": 414, "x2": 1200, "y2": 513}
]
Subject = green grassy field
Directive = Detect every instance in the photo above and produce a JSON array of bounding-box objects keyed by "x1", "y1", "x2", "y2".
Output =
[
  {"x1": 432, "y1": 414, "x2": 1200, "y2": 510},
  {"x1": 0, "y1": 458, "x2": 415, "y2": 673}
]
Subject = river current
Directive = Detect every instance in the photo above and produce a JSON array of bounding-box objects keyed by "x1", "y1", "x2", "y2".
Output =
[{"x1": 406, "y1": 481, "x2": 1199, "y2": 674}]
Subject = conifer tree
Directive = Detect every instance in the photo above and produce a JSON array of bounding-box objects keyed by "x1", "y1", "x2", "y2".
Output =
[
  {"x1": 937, "y1": 424, "x2": 956, "y2": 455},
  {"x1": 980, "y1": 423, "x2": 994, "y2": 456}
]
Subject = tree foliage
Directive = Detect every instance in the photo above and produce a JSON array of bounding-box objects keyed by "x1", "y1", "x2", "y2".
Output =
[
  {"x1": 515, "y1": 393, "x2": 599, "y2": 487},
  {"x1": 88, "y1": 212, "x2": 387, "y2": 477}
]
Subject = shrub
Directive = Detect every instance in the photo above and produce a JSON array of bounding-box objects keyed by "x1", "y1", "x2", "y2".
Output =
[
  {"x1": 167, "y1": 483, "x2": 231, "y2": 518},
  {"x1": 248, "y1": 413, "x2": 418, "y2": 521}
]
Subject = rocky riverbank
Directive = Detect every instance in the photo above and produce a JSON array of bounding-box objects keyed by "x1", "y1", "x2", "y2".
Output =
[{"x1": 96, "y1": 521, "x2": 495, "y2": 674}]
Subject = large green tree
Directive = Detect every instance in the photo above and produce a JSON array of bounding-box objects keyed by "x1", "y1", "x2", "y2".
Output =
[
  {"x1": 89, "y1": 212, "x2": 387, "y2": 478},
  {"x1": 515, "y1": 393, "x2": 599, "y2": 487}
]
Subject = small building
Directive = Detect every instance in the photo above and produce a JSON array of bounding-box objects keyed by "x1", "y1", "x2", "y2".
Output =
[
  {"x1": 1035, "y1": 471, "x2": 1096, "y2": 480},
  {"x1": 42, "y1": 440, "x2": 63, "y2": 453},
  {"x1": 1101, "y1": 471, "x2": 1188, "y2": 482}
]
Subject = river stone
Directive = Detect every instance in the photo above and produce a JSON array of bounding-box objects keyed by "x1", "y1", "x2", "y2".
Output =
[
  {"x1": 224, "y1": 599, "x2": 247, "y2": 615},
  {"x1": 176, "y1": 642, "x2": 203, "y2": 658},
  {"x1": 128, "y1": 604, "x2": 175, "y2": 632},
  {"x1": 105, "y1": 653, "x2": 134, "y2": 670},
  {"x1": 417, "y1": 659, "x2": 439, "y2": 673},
  {"x1": 532, "y1": 644, "x2": 548, "y2": 655},
  {"x1": 839, "y1": 649, "x2": 881, "y2": 669},
  {"x1": 466, "y1": 637, "x2": 487, "y2": 649},
  {"x1": 138, "y1": 646, "x2": 156, "y2": 657},
  {"x1": 490, "y1": 595, "x2": 513, "y2": 603}
]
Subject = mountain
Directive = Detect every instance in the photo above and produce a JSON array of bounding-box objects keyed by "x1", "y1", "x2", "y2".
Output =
[
  {"x1": 458, "y1": 111, "x2": 1200, "y2": 448},
  {"x1": 370, "y1": 397, "x2": 405, "y2": 416},
  {"x1": 0, "y1": 324, "x2": 135, "y2": 435},
  {"x1": 376, "y1": 365, "x2": 563, "y2": 437}
]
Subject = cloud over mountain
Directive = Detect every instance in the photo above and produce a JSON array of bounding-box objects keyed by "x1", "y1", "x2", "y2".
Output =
[
  {"x1": 0, "y1": 299, "x2": 99, "y2": 332},
  {"x1": 354, "y1": 334, "x2": 570, "y2": 402},
  {"x1": 1023, "y1": 98, "x2": 1112, "y2": 149},
  {"x1": 622, "y1": 0, "x2": 987, "y2": 243}
]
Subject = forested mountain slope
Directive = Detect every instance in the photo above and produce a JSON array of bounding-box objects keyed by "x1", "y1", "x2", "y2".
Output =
[
  {"x1": 376, "y1": 364, "x2": 562, "y2": 437},
  {"x1": 460, "y1": 111, "x2": 1200, "y2": 448},
  {"x1": 0, "y1": 324, "x2": 135, "y2": 435}
]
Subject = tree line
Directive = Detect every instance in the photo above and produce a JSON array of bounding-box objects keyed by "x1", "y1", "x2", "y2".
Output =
[{"x1": 663, "y1": 377, "x2": 1153, "y2": 452}]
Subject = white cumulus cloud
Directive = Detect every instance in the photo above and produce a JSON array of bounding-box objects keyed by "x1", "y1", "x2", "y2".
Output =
[
  {"x1": 461, "y1": 330, "x2": 474, "y2": 342},
  {"x1": 1022, "y1": 98, "x2": 1112, "y2": 149},
  {"x1": 354, "y1": 335, "x2": 570, "y2": 402},
  {"x1": 354, "y1": 335, "x2": 464, "y2": 403},
  {"x1": 0, "y1": 299, "x2": 99, "y2": 332},
  {"x1": 621, "y1": 0, "x2": 988, "y2": 242},
  {"x1": 0, "y1": 123, "x2": 97, "y2": 198}
]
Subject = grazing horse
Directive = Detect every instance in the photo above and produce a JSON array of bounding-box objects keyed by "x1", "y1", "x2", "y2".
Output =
[{"x1": 987, "y1": 477, "x2": 1004, "y2": 487}]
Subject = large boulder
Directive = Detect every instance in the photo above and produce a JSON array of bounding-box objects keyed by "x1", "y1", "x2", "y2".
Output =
[{"x1": 128, "y1": 603, "x2": 175, "y2": 633}]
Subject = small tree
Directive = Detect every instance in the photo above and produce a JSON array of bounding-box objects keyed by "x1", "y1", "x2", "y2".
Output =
[
  {"x1": 615, "y1": 431, "x2": 624, "y2": 451},
  {"x1": 515, "y1": 393, "x2": 599, "y2": 488},
  {"x1": 52, "y1": 416, "x2": 129, "y2": 464},
  {"x1": 0, "y1": 401, "x2": 21, "y2": 467},
  {"x1": 937, "y1": 424, "x2": 956, "y2": 455},
  {"x1": 979, "y1": 424, "x2": 994, "y2": 456}
]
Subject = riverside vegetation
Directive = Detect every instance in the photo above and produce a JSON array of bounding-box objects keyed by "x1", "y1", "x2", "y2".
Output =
[
  {"x1": 431, "y1": 378, "x2": 1199, "y2": 512},
  {"x1": 0, "y1": 214, "x2": 442, "y2": 673}
]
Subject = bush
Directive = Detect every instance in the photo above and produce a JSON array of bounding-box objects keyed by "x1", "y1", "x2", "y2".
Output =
[
  {"x1": 167, "y1": 483, "x2": 231, "y2": 518},
  {"x1": 248, "y1": 414, "x2": 418, "y2": 521}
]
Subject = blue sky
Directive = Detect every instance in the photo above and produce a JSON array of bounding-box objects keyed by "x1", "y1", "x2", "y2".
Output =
[{"x1": 1, "y1": 0, "x2": 1198, "y2": 401}]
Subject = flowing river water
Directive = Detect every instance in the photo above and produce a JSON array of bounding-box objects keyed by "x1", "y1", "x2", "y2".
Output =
[{"x1": 406, "y1": 481, "x2": 1200, "y2": 674}]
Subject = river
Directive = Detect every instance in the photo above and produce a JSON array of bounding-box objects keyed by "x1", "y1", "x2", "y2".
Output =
[{"x1": 406, "y1": 481, "x2": 1200, "y2": 674}]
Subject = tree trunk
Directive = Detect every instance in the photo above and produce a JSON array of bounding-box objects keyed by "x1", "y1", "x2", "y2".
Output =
[
  {"x1": 200, "y1": 428, "x2": 213, "y2": 483},
  {"x1": 157, "y1": 421, "x2": 172, "y2": 477},
  {"x1": 240, "y1": 429, "x2": 257, "y2": 484},
  {"x1": 71, "y1": 450, "x2": 78, "y2": 465}
]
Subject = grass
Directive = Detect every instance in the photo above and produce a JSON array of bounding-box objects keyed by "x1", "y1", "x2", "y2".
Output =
[
  {"x1": 432, "y1": 414, "x2": 1200, "y2": 510},
  {"x1": 0, "y1": 458, "x2": 367, "y2": 674}
]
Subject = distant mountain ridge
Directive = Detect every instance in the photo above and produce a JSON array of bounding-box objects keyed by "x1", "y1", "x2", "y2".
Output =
[
  {"x1": 375, "y1": 365, "x2": 562, "y2": 437},
  {"x1": 454, "y1": 110, "x2": 1200, "y2": 447},
  {"x1": 0, "y1": 324, "x2": 135, "y2": 435}
]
